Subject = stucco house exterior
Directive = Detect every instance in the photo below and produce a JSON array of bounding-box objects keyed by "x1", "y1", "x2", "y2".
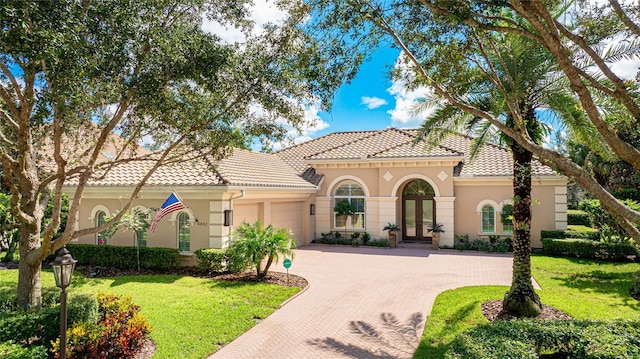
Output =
[{"x1": 67, "y1": 128, "x2": 568, "y2": 260}]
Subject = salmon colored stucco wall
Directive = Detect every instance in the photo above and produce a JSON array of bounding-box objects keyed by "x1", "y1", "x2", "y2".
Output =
[{"x1": 453, "y1": 179, "x2": 562, "y2": 248}]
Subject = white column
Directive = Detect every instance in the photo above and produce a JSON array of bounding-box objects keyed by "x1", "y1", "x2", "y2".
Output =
[
  {"x1": 209, "y1": 200, "x2": 230, "y2": 248},
  {"x1": 365, "y1": 197, "x2": 397, "y2": 239},
  {"x1": 554, "y1": 186, "x2": 568, "y2": 230},
  {"x1": 434, "y1": 196, "x2": 456, "y2": 247}
]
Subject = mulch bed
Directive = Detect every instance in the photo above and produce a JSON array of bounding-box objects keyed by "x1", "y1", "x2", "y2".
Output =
[
  {"x1": 481, "y1": 299, "x2": 572, "y2": 321},
  {"x1": 78, "y1": 265, "x2": 308, "y2": 289}
]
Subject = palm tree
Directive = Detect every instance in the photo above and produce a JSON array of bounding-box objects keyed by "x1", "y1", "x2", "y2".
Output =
[
  {"x1": 415, "y1": 33, "x2": 579, "y2": 317},
  {"x1": 228, "y1": 219, "x2": 296, "y2": 279}
]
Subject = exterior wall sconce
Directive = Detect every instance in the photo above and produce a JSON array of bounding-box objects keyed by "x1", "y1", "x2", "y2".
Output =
[
  {"x1": 310, "y1": 204, "x2": 315, "y2": 215},
  {"x1": 224, "y1": 210, "x2": 233, "y2": 226}
]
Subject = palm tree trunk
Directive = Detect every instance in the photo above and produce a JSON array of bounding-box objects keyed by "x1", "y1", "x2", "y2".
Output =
[{"x1": 502, "y1": 143, "x2": 542, "y2": 317}]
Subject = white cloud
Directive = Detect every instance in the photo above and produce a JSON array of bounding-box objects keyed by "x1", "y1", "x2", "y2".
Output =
[
  {"x1": 610, "y1": 58, "x2": 640, "y2": 80},
  {"x1": 270, "y1": 101, "x2": 329, "y2": 151},
  {"x1": 360, "y1": 96, "x2": 387, "y2": 109},
  {"x1": 386, "y1": 55, "x2": 433, "y2": 128},
  {"x1": 201, "y1": 0, "x2": 288, "y2": 44}
]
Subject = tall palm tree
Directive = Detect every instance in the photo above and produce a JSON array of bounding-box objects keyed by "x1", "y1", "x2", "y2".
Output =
[{"x1": 415, "y1": 33, "x2": 580, "y2": 317}]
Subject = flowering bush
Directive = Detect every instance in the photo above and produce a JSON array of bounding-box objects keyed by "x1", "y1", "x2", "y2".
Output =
[{"x1": 52, "y1": 293, "x2": 151, "y2": 359}]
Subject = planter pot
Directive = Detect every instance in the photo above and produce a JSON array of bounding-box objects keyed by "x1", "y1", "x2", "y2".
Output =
[
  {"x1": 388, "y1": 232, "x2": 397, "y2": 248},
  {"x1": 432, "y1": 233, "x2": 440, "y2": 250}
]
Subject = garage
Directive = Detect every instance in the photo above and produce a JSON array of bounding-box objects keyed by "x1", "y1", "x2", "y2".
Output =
[{"x1": 271, "y1": 201, "x2": 305, "y2": 245}]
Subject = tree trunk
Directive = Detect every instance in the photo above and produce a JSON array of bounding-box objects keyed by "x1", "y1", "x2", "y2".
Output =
[
  {"x1": 17, "y1": 230, "x2": 44, "y2": 309},
  {"x1": 502, "y1": 143, "x2": 542, "y2": 317}
]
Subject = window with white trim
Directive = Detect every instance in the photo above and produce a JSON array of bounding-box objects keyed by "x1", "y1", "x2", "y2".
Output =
[
  {"x1": 177, "y1": 212, "x2": 190, "y2": 252},
  {"x1": 334, "y1": 181, "x2": 365, "y2": 230},
  {"x1": 96, "y1": 210, "x2": 107, "y2": 245},
  {"x1": 481, "y1": 205, "x2": 495, "y2": 233}
]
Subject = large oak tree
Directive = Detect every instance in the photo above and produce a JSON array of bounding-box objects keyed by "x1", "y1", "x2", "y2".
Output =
[{"x1": 0, "y1": 0, "x2": 317, "y2": 308}]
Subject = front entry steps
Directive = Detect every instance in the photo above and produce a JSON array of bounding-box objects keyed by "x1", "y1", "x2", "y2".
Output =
[{"x1": 397, "y1": 241, "x2": 432, "y2": 249}]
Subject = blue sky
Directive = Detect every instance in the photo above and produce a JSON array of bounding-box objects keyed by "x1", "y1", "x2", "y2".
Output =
[{"x1": 203, "y1": 0, "x2": 640, "y2": 148}]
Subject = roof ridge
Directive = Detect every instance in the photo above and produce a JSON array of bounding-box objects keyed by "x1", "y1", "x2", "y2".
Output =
[
  {"x1": 303, "y1": 129, "x2": 385, "y2": 159},
  {"x1": 367, "y1": 137, "x2": 415, "y2": 158}
]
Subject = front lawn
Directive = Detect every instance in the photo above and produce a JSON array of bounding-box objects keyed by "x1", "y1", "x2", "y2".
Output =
[
  {"x1": 0, "y1": 270, "x2": 299, "y2": 359},
  {"x1": 414, "y1": 255, "x2": 640, "y2": 359}
]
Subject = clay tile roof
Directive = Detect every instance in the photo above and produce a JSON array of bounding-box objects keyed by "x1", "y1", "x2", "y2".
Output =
[
  {"x1": 276, "y1": 127, "x2": 558, "y2": 178},
  {"x1": 212, "y1": 149, "x2": 317, "y2": 188}
]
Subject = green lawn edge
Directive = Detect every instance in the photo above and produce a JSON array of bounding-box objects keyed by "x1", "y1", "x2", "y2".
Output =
[
  {"x1": 414, "y1": 255, "x2": 640, "y2": 359},
  {"x1": 0, "y1": 271, "x2": 299, "y2": 359}
]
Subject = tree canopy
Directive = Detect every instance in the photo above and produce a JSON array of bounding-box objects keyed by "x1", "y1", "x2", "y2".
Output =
[{"x1": 1, "y1": 0, "x2": 318, "y2": 307}]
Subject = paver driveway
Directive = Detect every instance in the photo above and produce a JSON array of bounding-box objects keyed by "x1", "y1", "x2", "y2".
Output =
[{"x1": 209, "y1": 246, "x2": 515, "y2": 359}]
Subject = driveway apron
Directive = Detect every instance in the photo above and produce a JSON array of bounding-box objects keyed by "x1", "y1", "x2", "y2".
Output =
[{"x1": 208, "y1": 246, "x2": 515, "y2": 359}]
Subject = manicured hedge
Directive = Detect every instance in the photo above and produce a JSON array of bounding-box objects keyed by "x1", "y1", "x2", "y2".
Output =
[
  {"x1": 446, "y1": 319, "x2": 640, "y2": 359},
  {"x1": 567, "y1": 209, "x2": 592, "y2": 226},
  {"x1": 0, "y1": 293, "x2": 98, "y2": 348},
  {"x1": 541, "y1": 225, "x2": 599, "y2": 241},
  {"x1": 195, "y1": 248, "x2": 226, "y2": 272},
  {"x1": 60, "y1": 244, "x2": 179, "y2": 270},
  {"x1": 542, "y1": 238, "x2": 638, "y2": 262}
]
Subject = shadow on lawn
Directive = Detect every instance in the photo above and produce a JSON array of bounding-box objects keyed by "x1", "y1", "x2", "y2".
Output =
[
  {"x1": 550, "y1": 270, "x2": 640, "y2": 309},
  {"x1": 413, "y1": 301, "x2": 479, "y2": 359},
  {"x1": 307, "y1": 312, "x2": 424, "y2": 359}
]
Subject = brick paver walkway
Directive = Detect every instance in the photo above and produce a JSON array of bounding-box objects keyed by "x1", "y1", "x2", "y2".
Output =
[{"x1": 208, "y1": 246, "x2": 516, "y2": 359}]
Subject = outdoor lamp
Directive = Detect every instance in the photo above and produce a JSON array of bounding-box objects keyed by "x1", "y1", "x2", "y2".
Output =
[
  {"x1": 51, "y1": 246, "x2": 77, "y2": 359},
  {"x1": 52, "y1": 246, "x2": 77, "y2": 290}
]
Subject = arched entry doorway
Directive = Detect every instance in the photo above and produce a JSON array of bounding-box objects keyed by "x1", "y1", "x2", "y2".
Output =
[{"x1": 402, "y1": 179, "x2": 435, "y2": 242}]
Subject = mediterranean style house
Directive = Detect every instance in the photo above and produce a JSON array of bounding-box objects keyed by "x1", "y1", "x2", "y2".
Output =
[{"x1": 66, "y1": 128, "x2": 568, "y2": 261}]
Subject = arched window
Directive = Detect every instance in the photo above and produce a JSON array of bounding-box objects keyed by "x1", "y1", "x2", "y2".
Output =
[
  {"x1": 136, "y1": 212, "x2": 148, "y2": 247},
  {"x1": 334, "y1": 181, "x2": 365, "y2": 230},
  {"x1": 96, "y1": 211, "x2": 107, "y2": 245},
  {"x1": 177, "y1": 212, "x2": 190, "y2": 252},
  {"x1": 481, "y1": 205, "x2": 495, "y2": 233}
]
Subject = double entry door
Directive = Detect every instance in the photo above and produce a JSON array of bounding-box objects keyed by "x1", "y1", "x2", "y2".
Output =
[{"x1": 403, "y1": 197, "x2": 434, "y2": 242}]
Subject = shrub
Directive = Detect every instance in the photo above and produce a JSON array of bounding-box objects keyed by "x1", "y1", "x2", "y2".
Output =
[
  {"x1": 454, "y1": 234, "x2": 512, "y2": 253},
  {"x1": 361, "y1": 232, "x2": 371, "y2": 245},
  {"x1": 50, "y1": 244, "x2": 179, "y2": 270},
  {"x1": 350, "y1": 232, "x2": 360, "y2": 240},
  {"x1": 542, "y1": 238, "x2": 638, "y2": 261},
  {"x1": 370, "y1": 239, "x2": 389, "y2": 247},
  {"x1": 0, "y1": 341, "x2": 47, "y2": 359},
  {"x1": 580, "y1": 199, "x2": 640, "y2": 240},
  {"x1": 567, "y1": 209, "x2": 592, "y2": 226},
  {"x1": 446, "y1": 319, "x2": 640, "y2": 359},
  {"x1": 541, "y1": 226, "x2": 600, "y2": 241},
  {"x1": 52, "y1": 293, "x2": 151, "y2": 359},
  {"x1": 0, "y1": 293, "x2": 98, "y2": 348},
  {"x1": 195, "y1": 248, "x2": 226, "y2": 272}
]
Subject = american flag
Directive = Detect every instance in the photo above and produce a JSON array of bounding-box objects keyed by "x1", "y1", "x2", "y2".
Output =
[{"x1": 148, "y1": 192, "x2": 186, "y2": 233}]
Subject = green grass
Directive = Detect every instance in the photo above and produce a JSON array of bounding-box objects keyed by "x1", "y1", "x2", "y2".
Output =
[
  {"x1": 414, "y1": 255, "x2": 640, "y2": 359},
  {"x1": 0, "y1": 270, "x2": 299, "y2": 359}
]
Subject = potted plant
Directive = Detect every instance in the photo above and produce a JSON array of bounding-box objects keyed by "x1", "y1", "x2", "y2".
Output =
[
  {"x1": 383, "y1": 223, "x2": 400, "y2": 248},
  {"x1": 428, "y1": 223, "x2": 444, "y2": 250}
]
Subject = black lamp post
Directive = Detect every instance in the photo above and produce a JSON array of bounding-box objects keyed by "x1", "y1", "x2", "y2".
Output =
[{"x1": 51, "y1": 246, "x2": 77, "y2": 359}]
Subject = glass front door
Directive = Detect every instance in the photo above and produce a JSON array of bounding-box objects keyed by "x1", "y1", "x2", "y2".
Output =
[{"x1": 402, "y1": 180, "x2": 435, "y2": 242}]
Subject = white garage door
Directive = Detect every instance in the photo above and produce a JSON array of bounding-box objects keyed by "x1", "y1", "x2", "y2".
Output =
[{"x1": 271, "y1": 202, "x2": 304, "y2": 245}]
